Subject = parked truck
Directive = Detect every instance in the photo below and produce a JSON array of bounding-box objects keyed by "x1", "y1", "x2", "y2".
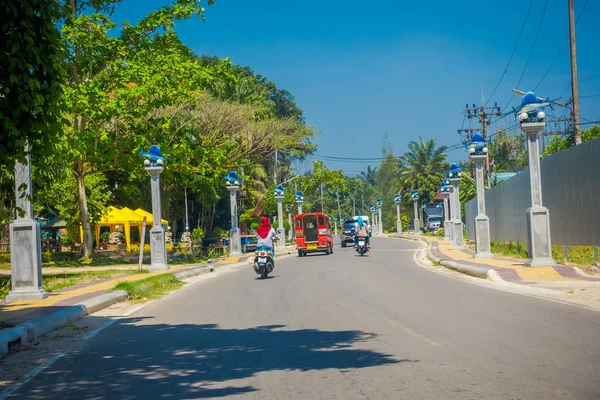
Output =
[{"x1": 424, "y1": 203, "x2": 444, "y2": 232}]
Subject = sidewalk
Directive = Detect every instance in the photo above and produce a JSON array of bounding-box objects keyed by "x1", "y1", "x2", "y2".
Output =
[{"x1": 394, "y1": 234, "x2": 600, "y2": 290}]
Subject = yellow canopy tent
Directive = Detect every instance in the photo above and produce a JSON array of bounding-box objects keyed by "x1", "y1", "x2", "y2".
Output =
[
  {"x1": 79, "y1": 207, "x2": 168, "y2": 251},
  {"x1": 122, "y1": 207, "x2": 168, "y2": 243},
  {"x1": 133, "y1": 208, "x2": 168, "y2": 227}
]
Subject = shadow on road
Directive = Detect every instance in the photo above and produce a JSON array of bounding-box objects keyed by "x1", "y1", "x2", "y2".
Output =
[{"x1": 11, "y1": 319, "x2": 411, "y2": 399}]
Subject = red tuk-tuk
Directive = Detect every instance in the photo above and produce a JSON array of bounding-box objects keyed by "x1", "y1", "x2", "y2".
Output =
[{"x1": 294, "y1": 212, "x2": 334, "y2": 257}]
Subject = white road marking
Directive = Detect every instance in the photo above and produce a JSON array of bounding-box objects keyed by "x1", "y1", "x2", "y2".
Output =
[
  {"x1": 0, "y1": 352, "x2": 69, "y2": 400},
  {"x1": 82, "y1": 318, "x2": 121, "y2": 341}
]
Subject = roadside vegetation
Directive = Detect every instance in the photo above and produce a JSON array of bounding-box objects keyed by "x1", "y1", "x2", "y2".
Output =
[
  {"x1": 1, "y1": 269, "x2": 145, "y2": 300},
  {"x1": 114, "y1": 274, "x2": 183, "y2": 302}
]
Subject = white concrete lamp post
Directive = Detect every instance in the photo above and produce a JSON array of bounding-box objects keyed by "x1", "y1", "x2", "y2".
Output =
[
  {"x1": 376, "y1": 198, "x2": 383, "y2": 235},
  {"x1": 274, "y1": 185, "x2": 286, "y2": 250},
  {"x1": 447, "y1": 163, "x2": 464, "y2": 250},
  {"x1": 295, "y1": 191, "x2": 304, "y2": 214},
  {"x1": 6, "y1": 144, "x2": 48, "y2": 301},
  {"x1": 410, "y1": 190, "x2": 420, "y2": 235},
  {"x1": 467, "y1": 133, "x2": 493, "y2": 258},
  {"x1": 286, "y1": 204, "x2": 294, "y2": 241},
  {"x1": 394, "y1": 194, "x2": 402, "y2": 234},
  {"x1": 441, "y1": 179, "x2": 451, "y2": 242},
  {"x1": 224, "y1": 171, "x2": 242, "y2": 256},
  {"x1": 370, "y1": 205, "x2": 376, "y2": 233},
  {"x1": 142, "y1": 145, "x2": 168, "y2": 270},
  {"x1": 517, "y1": 92, "x2": 555, "y2": 266}
]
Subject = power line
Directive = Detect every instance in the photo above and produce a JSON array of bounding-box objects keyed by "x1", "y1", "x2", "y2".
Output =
[
  {"x1": 534, "y1": 0, "x2": 589, "y2": 91},
  {"x1": 580, "y1": 94, "x2": 600, "y2": 99},
  {"x1": 501, "y1": 0, "x2": 549, "y2": 114},
  {"x1": 485, "y1": 0, "x2": 535, "y2": 105}
]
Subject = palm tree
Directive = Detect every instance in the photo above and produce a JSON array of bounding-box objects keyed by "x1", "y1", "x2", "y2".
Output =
[
  {"x1": 359, "y1": 166, "x2": 378, "y2": 187},
  {"x1": 399, "y1": 138, "x2": 448, "y2": 203}
]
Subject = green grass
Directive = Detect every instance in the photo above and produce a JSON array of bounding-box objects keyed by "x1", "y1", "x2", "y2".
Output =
[
  {"x1": 169, "y1": 257, "x2": 206, "y2": 265},
  {"x1": 489, "y1": 241, "x2": 598, "y2": 266},
  {"x1": 490, "y1": 241, "x2": 529, "y2": 259},
  {"x1": 113, "y1": 274, "x2": 183, "y2": 302},
  {"x1": 0, "y1": 269, "x2": 145, "y2": 300}
]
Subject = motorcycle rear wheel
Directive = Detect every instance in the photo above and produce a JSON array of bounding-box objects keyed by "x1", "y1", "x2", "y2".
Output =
[{"x1": 260, "y1": 264, "x2": 267, "y2": 279}]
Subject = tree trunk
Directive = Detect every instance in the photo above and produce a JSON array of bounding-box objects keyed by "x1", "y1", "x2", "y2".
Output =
[{"x1": 75, "y1": 164, "x2": 93, "y2": 258}]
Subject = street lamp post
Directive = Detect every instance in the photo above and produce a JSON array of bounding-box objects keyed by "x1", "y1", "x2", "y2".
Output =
[
  {"x1": 448, "y1": 163, "x2": 464, "y2": 250},
  {"x1": 441, "y1": 179, "x2": 451, "y2": 242},
  {"x1": 517, "y1": 92, "x2": 555, "y2": 266},
  {"x1": 295, "y1": 191, "x2": 304, "y2": 214},
  {"x1": 334, "y1": 216, "x2": 338, "y2": 236},
  {"x1": 6, "y1": 143, "x2": 48, "y2": 301},
  {"x1": 370, "y1": 205, "x2": 376, "y2": 233},
  {"x1": 376, "y1": 199, "x2": 383, "y2": 235},
  {"x1": 224, "y1": 171, "x2": 242, "y2": 256},
  {"x1": 468, "y1": 134, "x2": 493, "y2": 258},
  {"x1": 394, "y1": 194, "x2": 402, "y2": 233},
  {"x1": 286, "y1": 204, "x2": 294, "y2": 241},
  {"x1": 274, "y1": 185, "x2": 286, "y2": 250},
  {"x1": 411, "y1": 190, "x2": 420, "y2": 235},
  {"x1": 142, "y1": 145, "x2": 168, "y2": 270}
]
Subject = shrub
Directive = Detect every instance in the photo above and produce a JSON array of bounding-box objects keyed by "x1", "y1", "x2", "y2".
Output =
[
  {"x1": 129, "y1": 244, "x2": 150, "y2": 254},
  {"x1": 61, "y1": 235, "x2": 74, "y2": 246},
  {"x1": 191, "y1": 227, "x2": 204, "y2": 240},
  {"x1": 436, "y1": 228, "x2": 445, "y2": 237},
  {"x1": 166, "y1": 243, "x2": 174, "y2": 252},
  {"x1": 100, "y1": 231, "x2": 111, "y2": 243},
  {"x1": 0, "y1": 253, "x2": 10, "y2": 263}
]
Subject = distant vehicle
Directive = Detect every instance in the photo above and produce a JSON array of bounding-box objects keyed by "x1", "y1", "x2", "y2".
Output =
[
  {"x1": 294, "y1": 212, "x2": 334, "y2": 256},
  {"x1": 426, "y1": 216, "x2": 442, "y2": 231},
  {"x1": 340, "y1": 219, "x2": 358, "y2": 248},
  {"x1": 424, "y1": 203, "x2": 444, "y2": 232}
]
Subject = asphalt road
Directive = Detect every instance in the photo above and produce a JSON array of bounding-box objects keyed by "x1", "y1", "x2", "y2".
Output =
[{"x1": 9, "y1": 237, "x2": 600, "y2": 399}]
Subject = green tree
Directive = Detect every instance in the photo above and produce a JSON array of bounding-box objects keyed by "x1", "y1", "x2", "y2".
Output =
[
  {"x1": 301, "y1": 161, "x2": 348, "y2": 216},
  {"x1": 398, "y1": 138, "x2": 448, "y2": 203},
  {"x1": 60, "y1": 0, "x2": 214, "y2": 257},
  {"x1": 542, "y1": 125, "x2": 600, "y2": 157},
  {"x1": 374, "y1": 136, "x2": 402, "y2": 231},
  {"x1": 488, "y1": 128, "x2": 528, "y2": 172},
  {"x1": 0, "y1": 0, "x2": 65, "y2": 169}
]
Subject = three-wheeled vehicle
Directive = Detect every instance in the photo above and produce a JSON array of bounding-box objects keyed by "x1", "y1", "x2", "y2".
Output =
[{"x1": 294, "y1": 212, "x2": 334, "y2": 257}]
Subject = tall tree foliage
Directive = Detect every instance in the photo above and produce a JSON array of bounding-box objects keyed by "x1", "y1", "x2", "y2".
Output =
[
  {"x1": 60, "y1": 0, "x2": 214, "y2": 257},
  {"x1": 542, "y1": 125, "x2": 600, "y2": 157},
  {"x1": 487, "y1": 128, "x2": 528, "y2": 172},
  {"x1": 0, "y1": 0, "x2": 65, "y2": 169},
  {"x1": 398, "y1": 138, "x2": 448, "y2": 203}
]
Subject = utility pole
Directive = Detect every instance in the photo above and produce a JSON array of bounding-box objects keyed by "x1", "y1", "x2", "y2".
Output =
[
  {"x1": 361, "y1": 194, "x2": 364, "y2": 215},
  {"x1": 320, "y1": 183, "x2": 324, "y2": 212},
  {"x1": 460, "y1": 100, "x2": 502, "y2": 187},
  {"x1": 569, "y1": 0, "x2": 581, "y2": 145},
  {"x1": 352, "y1": 198, "x2": 356, "y2": 216},
  {"x1": 273, "y1": 149, "x2": 278, "y2": 184}
]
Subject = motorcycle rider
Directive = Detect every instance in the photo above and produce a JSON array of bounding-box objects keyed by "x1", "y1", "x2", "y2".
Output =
[
  {"x1": 353, "y1": 216, "x2": 371, "y2": 249},
  {"x1": 256, "y1": 216, "x2": 278, "y2": 257}
]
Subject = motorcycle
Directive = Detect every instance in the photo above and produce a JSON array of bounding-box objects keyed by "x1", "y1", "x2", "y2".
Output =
[
  {"x1": 254, "y1": 245, "x2": 275, "y2": 279},
  {"x1": 356, "y1": 236, "x2": 368, "y2": 256}
]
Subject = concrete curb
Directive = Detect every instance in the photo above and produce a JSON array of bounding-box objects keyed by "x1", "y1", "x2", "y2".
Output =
[
  {"x1": 0, "y1": 290, "x2": 127, "y2": 358},
  {"x1": 392, "y1": 233, "x2": 503, "y2": 282},
  {"x1": 173, "y1": 266, "x2": 215, "y2": 280}
]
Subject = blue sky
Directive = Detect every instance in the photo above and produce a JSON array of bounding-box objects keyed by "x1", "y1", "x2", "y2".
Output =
[{"x1": 114, "y1": 0, "x2": 600, "y2": 175}]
